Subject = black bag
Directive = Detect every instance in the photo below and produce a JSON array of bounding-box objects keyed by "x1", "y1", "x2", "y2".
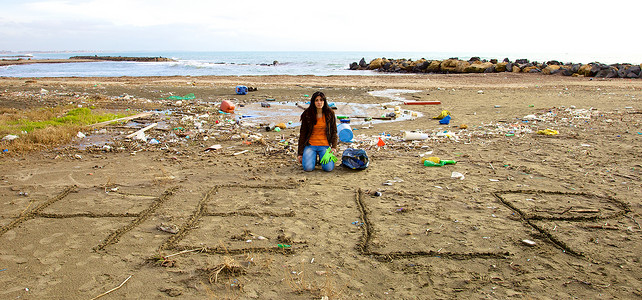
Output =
[{"x1": 341, "y1": 148, "x2": 369, "y2": 170}]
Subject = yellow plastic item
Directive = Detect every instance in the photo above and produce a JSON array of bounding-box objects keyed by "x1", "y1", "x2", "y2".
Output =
[
  {"x1": 536, "y1": 129, "x2": 559, "y2": 135},
  {"x1": 421, "y1": 156, "x2": 441, "y2": 164},
  {"x1": 433, "y1": 110, "x2": 450, "y2": 120}
]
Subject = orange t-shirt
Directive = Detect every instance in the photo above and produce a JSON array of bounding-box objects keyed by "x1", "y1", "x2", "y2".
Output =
[{"x1": 308, "y1": 115, "x2": 329, "y2": 146}]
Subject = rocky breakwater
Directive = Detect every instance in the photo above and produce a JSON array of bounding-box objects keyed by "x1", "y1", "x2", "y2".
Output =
[
  {"x1": 349, "y1": 57, "x2": 642, "y2": 78},
  {"x1": 69, "y1": 56, "x2": 175, "y2": 62}
]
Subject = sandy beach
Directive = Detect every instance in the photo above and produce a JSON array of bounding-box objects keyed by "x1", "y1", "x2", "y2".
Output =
[{"x1": 0, "y1": 73, "x2": 640, "y2": 299}]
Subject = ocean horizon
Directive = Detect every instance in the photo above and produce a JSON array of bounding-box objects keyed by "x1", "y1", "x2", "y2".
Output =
[{"x1": 1, "y1": 51, "x2": 639, "y2": 78}]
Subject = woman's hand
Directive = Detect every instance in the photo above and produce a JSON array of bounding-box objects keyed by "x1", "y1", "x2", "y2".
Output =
[{"x1": 297, "y1": 155, "x2": 302, "y2": 164}]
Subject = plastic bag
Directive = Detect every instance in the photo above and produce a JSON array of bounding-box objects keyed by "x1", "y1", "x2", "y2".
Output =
[
  {"x1": 164, "y1": 93, "x2": 195, "y2": 100},
  {"x1": 341, "y1": 148, "x2": 369, "y2": 170}
]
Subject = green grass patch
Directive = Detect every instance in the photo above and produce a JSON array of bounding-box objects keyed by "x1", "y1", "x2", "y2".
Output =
[{"x1": 1, "y1": 107, "x2": 128, "y2": 135}]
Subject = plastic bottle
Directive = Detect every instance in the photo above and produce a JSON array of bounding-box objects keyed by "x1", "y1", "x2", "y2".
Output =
[{"x1": 423, "y1": 158, "x2": 457, "y2": 167}]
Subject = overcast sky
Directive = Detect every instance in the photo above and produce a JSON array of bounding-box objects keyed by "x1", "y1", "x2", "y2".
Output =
[{"x1": 1, "y1": 0, "x2": 640, "y2": 58}]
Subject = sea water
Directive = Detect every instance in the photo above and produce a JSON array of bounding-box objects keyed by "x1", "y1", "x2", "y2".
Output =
[{"x1": 1, "y1": 51, "x2": 638, "y2": 78}]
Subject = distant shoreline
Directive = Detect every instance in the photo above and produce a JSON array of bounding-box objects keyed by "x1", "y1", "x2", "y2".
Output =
[
  {"x1": 0, "y1": 58, "x2": 97, "y2": 66},
  {"x1": 0, "y1": 56, "x2": 174, "y2": 66}
]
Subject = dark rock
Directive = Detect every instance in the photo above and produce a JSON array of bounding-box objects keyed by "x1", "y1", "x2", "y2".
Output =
[
  {"x1": 505, "y1": 63, "x2": 513, "y2": 72},
  {"x1": 595, "y1": 67, "x2": 618, "y2": 78},
  {"x1": 546, "y1": 60, "x2": 561, "y2": 65},
  {"x1": 413, "y1": 60, "x2": 429, "y2": 72},
  {"x1": 359, "y1": 58, "x2": 367, "y2": 68},
  {"x1": 503, "y1": 57, "x2": 511, "y2": 63},
  {"x1": 627, "y1": 65, "x2": 641, "y2": 76},
  {"x1": 590, "y1": 64, "x2": 602, "y2": 76},
  {"x1": 515, "y1": 59, "x2": 529, "y2": 64},
  {"x1": 349, "y1": 62, "x2": 359, "y2": 70},
  {"x1": 490, "y1": 59, "x2": 498, "y2": 64},
  {"x1": 484, "y1": 65, "x2": 496, "y2": 73},
  {"x1": 570, "y1": 64, "x2": 581, "y2": 73},
  {"x1": 527, "y1": 67, "x2": 541, "y2": 73},
  {"x1": 519, "y1": 63, "x2": 534, "y2": 69},
  {"x1": 469, "y1": 57, "x2": 481, "y2": 62},
  {"x1": 561, "y1": 68, "x2": 573, "y2": 76}
]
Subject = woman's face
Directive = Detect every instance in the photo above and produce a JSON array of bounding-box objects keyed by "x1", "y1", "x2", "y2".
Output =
[{"x1": 314, "y1": 96, "x2": 325, "y2": 109}]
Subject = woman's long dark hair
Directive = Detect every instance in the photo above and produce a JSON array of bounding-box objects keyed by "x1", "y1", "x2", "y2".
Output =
[{"x1": 301, "y1": 91, "x2": 334, "y2": 123}]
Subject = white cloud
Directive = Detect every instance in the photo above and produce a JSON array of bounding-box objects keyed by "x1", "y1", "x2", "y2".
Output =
[{"x1": 0, "y1": 0, "x2": 640, "y2": 55}]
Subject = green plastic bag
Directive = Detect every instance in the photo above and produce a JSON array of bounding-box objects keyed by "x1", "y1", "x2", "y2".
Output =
[{"x1": 164, "y1": 93, "x2": 195, "y2": 100}]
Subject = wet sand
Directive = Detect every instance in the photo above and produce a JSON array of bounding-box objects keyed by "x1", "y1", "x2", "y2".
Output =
[{"x1": 0, "y1": 74, "x2": 640, "y2": 299}]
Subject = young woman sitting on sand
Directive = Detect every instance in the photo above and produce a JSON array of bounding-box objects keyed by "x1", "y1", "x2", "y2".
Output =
[{"x1": 297, "y1": 91, "x2": 338, "y2": 172}]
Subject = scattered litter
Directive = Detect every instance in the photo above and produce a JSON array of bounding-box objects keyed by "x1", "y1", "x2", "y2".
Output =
[
  {"x1": 341, "y1": 148, "x2": 369, "y2": 170},
  {"x1": 489, "y1": 179, "x2": 500, "y2": 182},
  {"x1": 451, "y1": 171, "x2": 465, "y2": 180},
  {"x1": 235, "y1": 86, "x2": 248, "y2": 95},
  {"x1": 233, "y1": 150, "x2": 249, "y2": 156},
  {"x1": 383, "y1": 177, "x2": 403, "y2": 185},
  {"x1": 403, "y1": 131, "x2": 428, "y2": 141},
  {"x1": 157, "y1": 223, "x2": 179, "y2": 234},
  {"x1": 220, "y1": 100, "x2": 235, "y2": 113},
  {"x1": 537, "y1": 129, "x2": 559, "y2": 135},
  {"x1": 432, "y1": 110, "x2": 450, "y2": 120},
  {"x1": 439, "y1": 115, "x2": 451, "y2": 124},
  {"x1": 2, "y1": 134, "x2": 19, "y2": 141},
  {"x1": 76, "y1": 132, "x2": 86, "y2": 138},
  {"x1": 521, "y1": 239, "x2": 537, "y2": 247},
  {"x1": 205, "y1": 144, "x2": 222, "y2": 151},
  {"x1": 404, "y1": 101, "x2": 441, "y2": 105},
  {"x1": 422, "y1": 157, "x2": 456, "y2": 167},
  {"x1": 164, "y1": 93, "x2": 195, "y2": 100},
  {"x1": 125, "y1": 123, "x2": 157, "y2": 140}
]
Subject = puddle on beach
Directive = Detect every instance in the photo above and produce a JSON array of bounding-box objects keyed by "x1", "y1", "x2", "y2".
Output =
[
  {"x1": 367, "y1": 89, "x2": 422, "y2": 102},
  {"x1": 234, "y1": 89, "x2": 424, "y2": 127}
]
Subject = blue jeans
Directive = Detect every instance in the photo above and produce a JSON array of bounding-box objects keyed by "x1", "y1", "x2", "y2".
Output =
[{"x1": 302, "y1": 145, "x2": 335, "y2": 172}]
